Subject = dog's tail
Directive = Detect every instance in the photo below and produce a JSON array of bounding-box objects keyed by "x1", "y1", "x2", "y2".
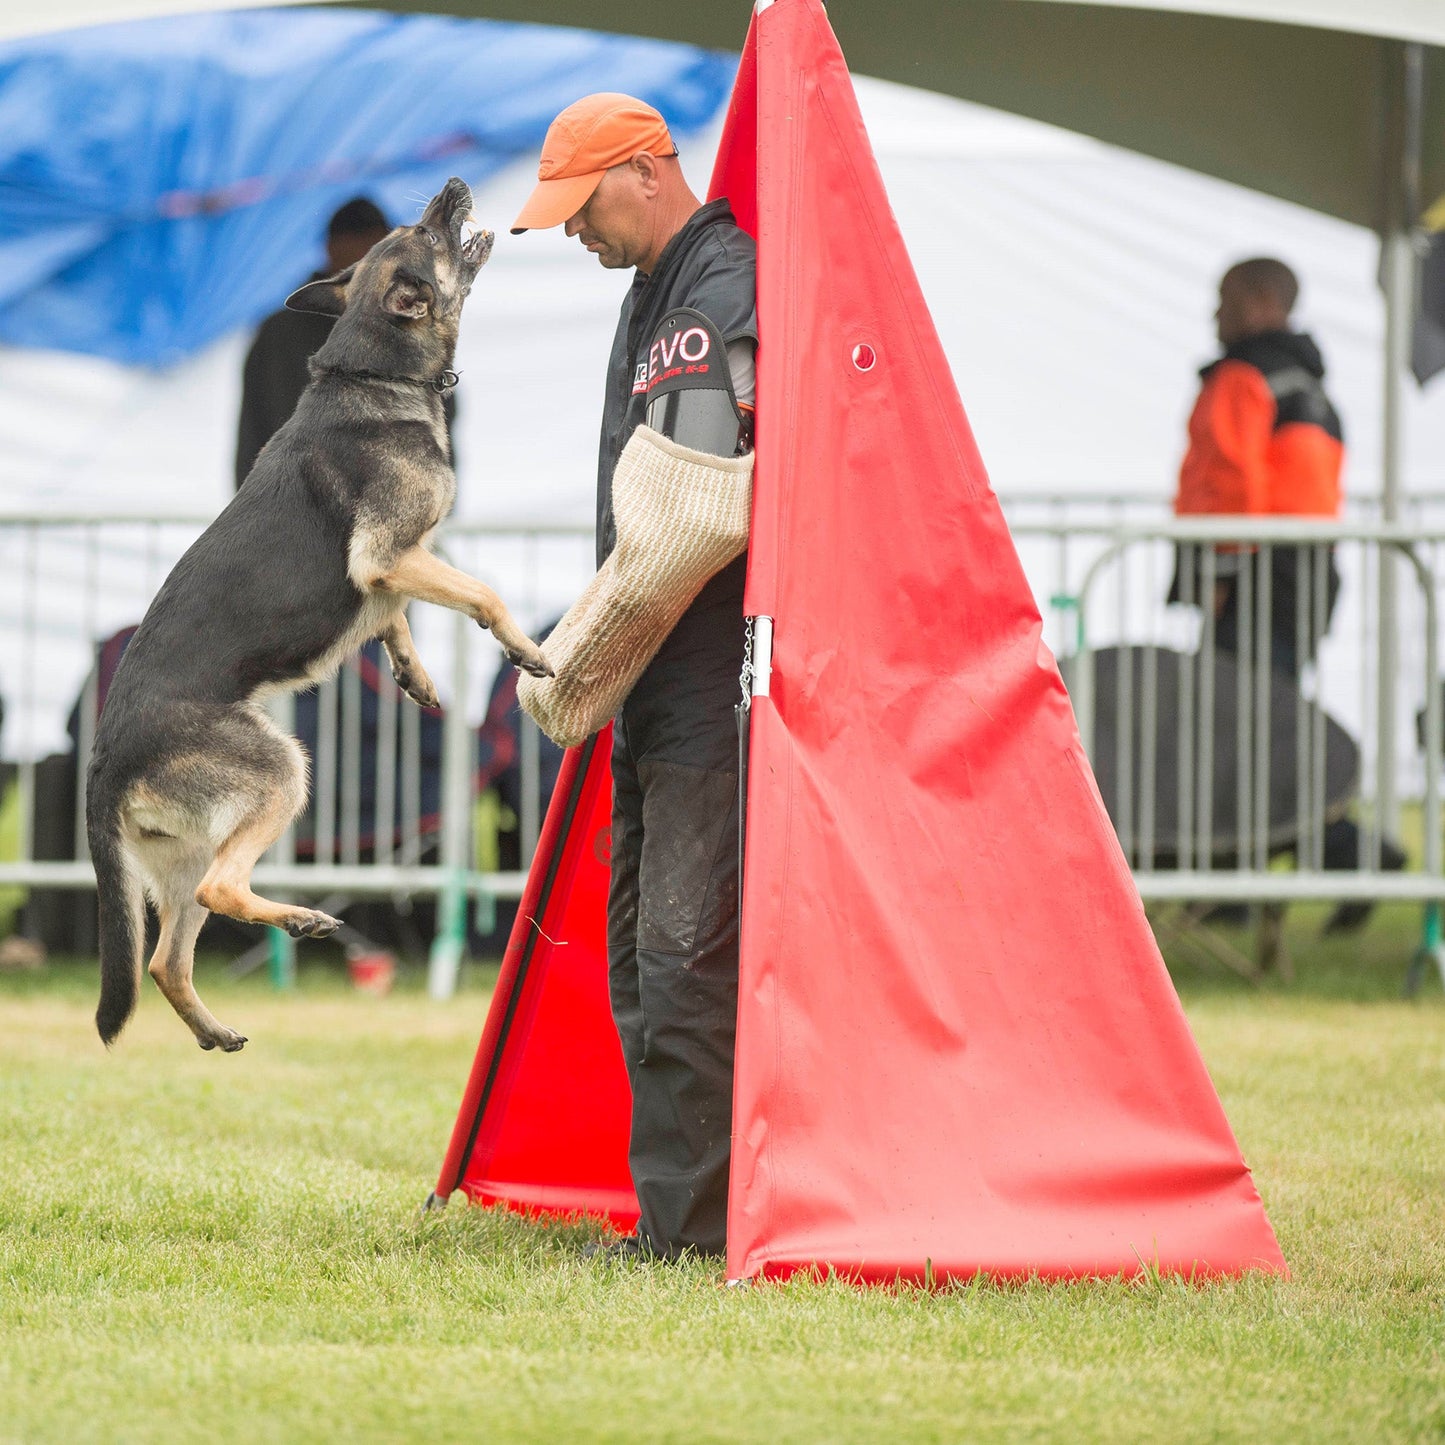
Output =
[{"x1": 88, "y1": 768, "x2": 144, "y2": 1046}]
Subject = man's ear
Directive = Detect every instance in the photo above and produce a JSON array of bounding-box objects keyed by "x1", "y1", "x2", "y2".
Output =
[
  {"x1": 285, "y1": 265, "x2": 357, "y2": 317},
  {"x1": 631, "y1": 151, "x2": 663, "y2": 196},
  {"x1": 383, "y1": 276, "x2": 432, "y2": 320}
]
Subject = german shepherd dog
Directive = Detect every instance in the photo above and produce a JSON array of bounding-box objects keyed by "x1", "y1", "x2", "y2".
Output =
[{"x1": 88, "y1": 177, "x2": 550, "y2": 1053}]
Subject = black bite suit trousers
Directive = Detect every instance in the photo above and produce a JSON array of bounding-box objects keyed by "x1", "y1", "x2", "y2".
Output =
[{"x1": 607, "y1": 708, "x2": 740, "y2": 1259}]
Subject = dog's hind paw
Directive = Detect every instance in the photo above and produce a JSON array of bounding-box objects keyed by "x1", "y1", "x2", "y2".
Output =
[
  {"x1": 285, "y1": 909, "x2": 341, "y2": 939},
  {"x1": 199, "y1": 1028, "x2": 248, "y2": 1053}
]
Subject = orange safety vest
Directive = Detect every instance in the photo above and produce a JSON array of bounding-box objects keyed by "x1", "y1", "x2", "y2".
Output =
[{"x1": 1176, "y1": 331, "x2": 1343, "y2": 519}]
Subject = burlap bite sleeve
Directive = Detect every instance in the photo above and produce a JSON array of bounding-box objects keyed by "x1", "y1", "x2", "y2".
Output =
[{"x1": 517, "y1": 425, "x2": 753, "y2": 748}]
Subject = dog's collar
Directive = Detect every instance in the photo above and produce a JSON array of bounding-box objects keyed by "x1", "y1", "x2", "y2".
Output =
[{"x1": 313, "y1": 365, "x2": 460, "y2": 395}]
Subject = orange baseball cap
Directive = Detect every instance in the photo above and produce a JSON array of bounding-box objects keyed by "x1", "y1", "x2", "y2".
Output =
[{"x1": 511, "y1": 93, "x2": 676, "y2": 234}]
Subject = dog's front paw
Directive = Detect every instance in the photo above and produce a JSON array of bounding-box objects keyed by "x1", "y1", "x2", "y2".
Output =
[
  {"x1": 395, "y1": 668, "x2": 440, "y2": 710},
  {"x1": 510, "y1": 645, "x2": 554, "y2": 679},
  {"x1": 488, "y1": 620, "x2": 553, "y2": 679}
]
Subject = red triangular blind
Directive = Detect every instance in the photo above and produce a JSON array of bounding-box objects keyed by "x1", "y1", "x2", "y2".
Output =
[
  {"x1": 714, "y1": 0, "x2": 1284, "y2": 1282},
  {"x1": 435, "y1": 729, "x2": 637, "y2": 1228}
]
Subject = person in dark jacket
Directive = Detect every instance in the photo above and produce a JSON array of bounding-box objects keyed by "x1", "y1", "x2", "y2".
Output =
[
  {"x1": 1173, "y1": 256, "x2": 1344, "y2": 674},
  {"x1": 234, "y1": 198, "x2": 392, "y2": 489},
  {"x1": 513, "y1": 94, "x2": 756, "y2": 1262},
  {"x1": 1173, "y1": 257, "x2": 1403, "y2": 923}
]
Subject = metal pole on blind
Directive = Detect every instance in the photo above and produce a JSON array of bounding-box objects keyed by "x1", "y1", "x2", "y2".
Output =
[{"x1": 750, "y1": 615, "x2": 774, "y2": 698}]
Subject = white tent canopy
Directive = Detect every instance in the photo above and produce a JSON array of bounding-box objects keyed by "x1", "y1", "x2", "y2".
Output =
[{"x1": 5, "y1": 0, "x2": 1442, "y2": 227}]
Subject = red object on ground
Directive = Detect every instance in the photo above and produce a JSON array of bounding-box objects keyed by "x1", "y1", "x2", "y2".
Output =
[
  {"x1": 346, "y1": 948, "x2": 396, "y2": 996},
  {"x1": 433, "y1": 728, "x2": 638, "y2": 1228},
  {"x1": 713, "y1": 0, "x2": 1283, "y2": 1282},
  {"x1": 436, "y1": 0, "x2": 1284, "y2": 1282}
]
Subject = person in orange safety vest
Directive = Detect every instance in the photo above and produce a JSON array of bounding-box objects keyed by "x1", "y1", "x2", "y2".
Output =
[
  {"x1": 1171, "y1": 256, "x2": 1342, "y2": 676},
  {"x1": 1170, "y1": 258, "x2": 1403, "y2": 929}
]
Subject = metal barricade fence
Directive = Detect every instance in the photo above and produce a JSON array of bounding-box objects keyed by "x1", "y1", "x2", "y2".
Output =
[
  {"x1": 0, "y1": 508, "x2": 1439, "y2": 991},
  {"x1": 0, "y1": 513, "x2": 595, "y2": 995},
  {"x1": 1018, "y1": 517, "x2": 1444, "y2": 905}
]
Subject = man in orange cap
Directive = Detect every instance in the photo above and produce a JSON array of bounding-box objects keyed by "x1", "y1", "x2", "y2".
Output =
[{"x1": 514, "y1": 93, "x2": 756, "y2": 1263}]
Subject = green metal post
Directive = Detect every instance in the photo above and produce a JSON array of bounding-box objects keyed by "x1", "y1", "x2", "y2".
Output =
[
  {"x1": 267, "y1": 926, "x2": 296, "y2": 989},
  {"x1": 1049, "y1": 593, "x2": 1085, "y2": 655},
  {"x1": 1405, "y1": 901, "x2": 1445, "y2": 998}
]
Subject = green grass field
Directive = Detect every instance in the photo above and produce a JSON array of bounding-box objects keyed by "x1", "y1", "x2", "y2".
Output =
[{"x1": 1, "y1": 907, "x2": 1441, "y2": 1443}]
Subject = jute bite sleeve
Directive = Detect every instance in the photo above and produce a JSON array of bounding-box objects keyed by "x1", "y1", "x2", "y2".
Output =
[{"x1": 517, "y1": 425, "x2": 753, "y2": 748}]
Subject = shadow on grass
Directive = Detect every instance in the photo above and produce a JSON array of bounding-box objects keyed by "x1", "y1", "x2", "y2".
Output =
[{"x1": 411, "y1": 1198, "x2": 1264, "y2": 1308}]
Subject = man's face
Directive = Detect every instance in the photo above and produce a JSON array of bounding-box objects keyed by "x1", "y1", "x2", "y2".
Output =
[
  {"x1": 564, "y1": 160, "x2": 652, "y2": 270},
  {"x1": 1215, "y1": 273, "x2": 1251, "y2": 346},
  {"x1": 1215, "y1": 270, "x2": 1283, "y2": 346}
]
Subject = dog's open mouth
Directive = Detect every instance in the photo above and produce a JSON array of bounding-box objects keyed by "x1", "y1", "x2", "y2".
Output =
[{"x1": 461, "y1": 215, "x2": 494, "y2": 267}]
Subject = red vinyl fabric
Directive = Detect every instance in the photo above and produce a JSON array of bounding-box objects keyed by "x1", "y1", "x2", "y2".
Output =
[
  {"x1": 434, "y1": 728, "x2": 639, "y2": 1229},
  {"x1": 713, "y1": 0, "x2": 1285, "y2": 1283}
]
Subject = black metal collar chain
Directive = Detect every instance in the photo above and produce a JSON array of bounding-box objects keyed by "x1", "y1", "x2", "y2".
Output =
[{"x1": 313, "y1": 365, "x2": 460, "y2": 394}]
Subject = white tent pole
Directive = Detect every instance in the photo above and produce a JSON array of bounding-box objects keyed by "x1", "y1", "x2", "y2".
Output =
[{"x1": 1377, "y1": 39, "x2": 1423, "y2": 848}]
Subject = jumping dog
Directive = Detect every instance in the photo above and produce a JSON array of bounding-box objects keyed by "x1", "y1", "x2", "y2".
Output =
[{"x1": 88, "y1": 177, "x2": 550, "y2": 1052}]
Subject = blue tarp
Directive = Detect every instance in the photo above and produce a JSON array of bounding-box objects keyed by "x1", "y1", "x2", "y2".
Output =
[{"x1": 0, "y1": 10, "x2": 733, "y2": 365}]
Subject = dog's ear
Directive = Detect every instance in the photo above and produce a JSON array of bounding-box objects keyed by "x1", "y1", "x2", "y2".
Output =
[
  {"x1": 285, "y1": 266, "x2": 357, "y2": 317},
  {"x1": 383, "y1": 276, "x2": 432, "y2": 320}
]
